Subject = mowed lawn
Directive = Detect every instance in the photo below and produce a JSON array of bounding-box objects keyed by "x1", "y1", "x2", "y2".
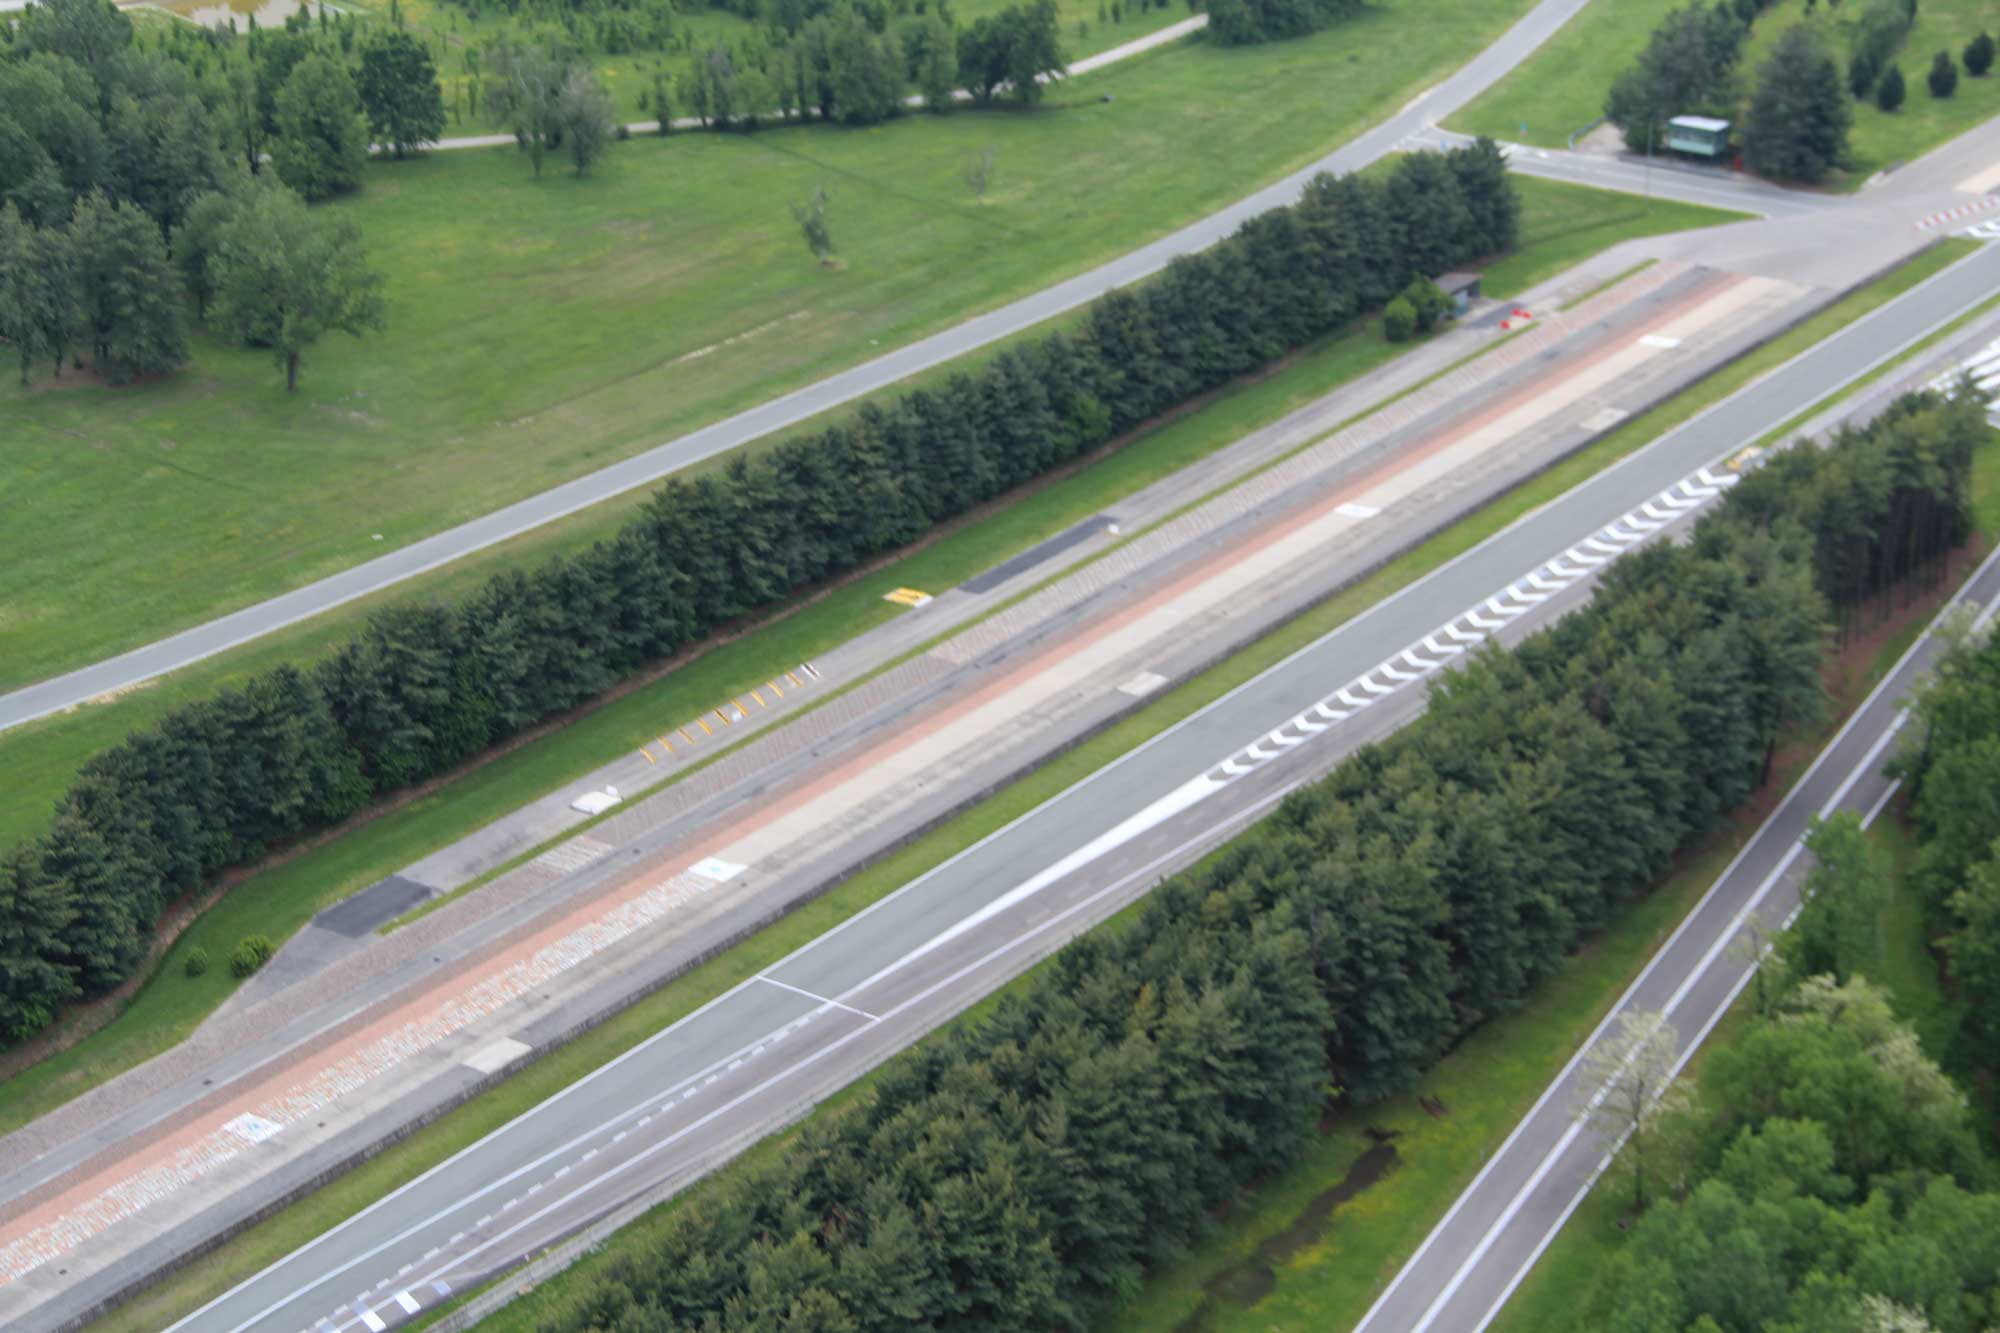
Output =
[
  {"x1": 1451, "y1": 0, "x2": 2000, "y2": 177},
  {"x1": 1449, "y1": 0, "x2": 1683, "y2": 147},
  {"x1": 0, "y1": 0, "x2": 1537, "y2": 693}
]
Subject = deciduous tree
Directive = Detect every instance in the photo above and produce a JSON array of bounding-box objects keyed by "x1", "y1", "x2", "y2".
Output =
[
  {"x1": 1577, "y1": 1010, "x2": 1690, "y2": 1210},
  {"x1": 357, "y1": 29, "x2": 446, "y2": 157},
  {"x1": 272, "y1": 53, "x2": 370, "y2": 199},
  {"x1": 210, "y1": 184, "x2": 385, "y2": 391}
]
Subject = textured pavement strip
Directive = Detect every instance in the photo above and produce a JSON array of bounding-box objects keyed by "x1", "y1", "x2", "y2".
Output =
[
  {"x1": 934, "y1": 262, "x2": 1692, "y2": 670},
  {"x1": 0, "y1": 259, "x2": 1746, "y2": 1288}
]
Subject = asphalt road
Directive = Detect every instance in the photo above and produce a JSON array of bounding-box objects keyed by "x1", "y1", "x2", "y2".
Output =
[
  {"x1": 0, "y1": 0, "x2": 1603, "y2": 734},
  {"x1": 165, "y1": 234, "x2": 2000, "y2": 1333},
  {"x1": 1353, "y1": 517, "x2": 2000, "y2": 1333},
  {"x1": 1417, "y1": 128, "x2": 1842, "y2": 217}
]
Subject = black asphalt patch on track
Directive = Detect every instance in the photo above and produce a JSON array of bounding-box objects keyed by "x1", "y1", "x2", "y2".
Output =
[
  {"x1": 318, "y1": 874, "x2": 437, "y2": 938},
  {"x1": 962, "y1": 514, "x2": 1117, "y2": 594}
]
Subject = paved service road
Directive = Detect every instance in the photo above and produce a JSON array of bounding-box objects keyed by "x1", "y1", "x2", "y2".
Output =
[
  {"x1": 0, "y1": 0, "x2": 1602, "y2": 734},
  {"x1": 1353, "y1": 532, "x2": 2000, "y2": 1333},
  {"x1": 167, "y1": 240, "x2": 2000, "y2": 1333}
]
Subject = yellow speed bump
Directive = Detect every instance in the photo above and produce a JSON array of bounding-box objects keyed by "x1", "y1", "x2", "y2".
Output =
[{"x1": 883, "y1": 587, "x2": 933, "y2": 608}]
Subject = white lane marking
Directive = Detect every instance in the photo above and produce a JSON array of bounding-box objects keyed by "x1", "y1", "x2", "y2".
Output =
[{"x1": 754, "y1": 974, "x2": 880, "y2": 1022}]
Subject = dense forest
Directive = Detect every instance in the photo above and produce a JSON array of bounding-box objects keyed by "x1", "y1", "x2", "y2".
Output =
[
  {"x1": 0, "y1": 143, "x2": 1517, "y2": 1045},
  {"x1": 516, "y1": 392, "x2": 1984, "y2": 1331}
]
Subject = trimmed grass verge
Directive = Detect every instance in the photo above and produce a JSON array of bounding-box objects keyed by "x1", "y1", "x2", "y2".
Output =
[{"x1": 75, "y1": 235, "x2": 1972, "y2": 1333}]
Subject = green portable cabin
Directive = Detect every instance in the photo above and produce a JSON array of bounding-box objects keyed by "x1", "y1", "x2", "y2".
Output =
[{"x1": 1664, "y1": 115, "x2": 1731, "y2": 160}]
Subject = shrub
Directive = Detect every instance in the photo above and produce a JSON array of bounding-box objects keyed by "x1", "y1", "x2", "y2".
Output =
[
  {"x1": 1401, "y1": 277, "x2": 1453, "y2": 333},
  {"x1": 1967, "y1": 32, "x2": 1996, "y2": 77},
  {"x1": 1383, "y1": 296, "x2": 1416, "y2": 342},
  {"x1": 1928, "y1": 49, "x2": 1958, "y2": 98},
  {"x1": 230, "y1": 935, "x2": 274, "y2": 978},
  {"x1": 1876, "y1": 62, "x2": 1906, "y2": 111},
  {"x1": 184, "y1": 947, "x2": 209, "y2": 978},
  {"x1": 1848, "y1": 49, "x2": 1879, "y2": 98}
]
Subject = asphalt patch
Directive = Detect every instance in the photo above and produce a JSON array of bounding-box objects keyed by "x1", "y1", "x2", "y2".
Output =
[
  {"x1": 961, "y1": 514, "x2": 1116, "y2": 594},
  {"x1": 317, "y1": 874, "x2": 437, "y2": 938}
]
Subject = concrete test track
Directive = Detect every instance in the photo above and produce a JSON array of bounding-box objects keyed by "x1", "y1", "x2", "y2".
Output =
[
  {"x1": 158, "y1": 232, "x2": 2000, "y2": 1333},
  {"x1": 0, "y1": 0, "x2": 1637, "y2": 733}
]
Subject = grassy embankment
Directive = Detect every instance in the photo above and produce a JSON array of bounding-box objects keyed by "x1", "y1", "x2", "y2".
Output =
[
  {"x1": 0, "y1": 170, "x2": 1746, "y2": 1141},
  {"x1": 81, "y1": 234, "x2": 1971, "y2": 1333},
  {"x1": 4, "y1": 0, "x2": 1527, "y2": 696},
  {"x1": 1453, "y1": 0, "x2": 2000, "y2": 186}
]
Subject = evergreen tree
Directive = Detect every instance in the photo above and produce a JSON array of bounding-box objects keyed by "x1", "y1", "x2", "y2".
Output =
[
  {"x1": 1877, "y1": 60, "x2": 1906, "y2": 109},
  {"x1": 1926, "y1": 49, "x2": 1957, "y2": 98},
  {"x1": 1743, "y1": 24, "x2": 1852, "y2": 183},
  {"x1": 66, "y1": 188, "x2": 188, "y2": 382}
]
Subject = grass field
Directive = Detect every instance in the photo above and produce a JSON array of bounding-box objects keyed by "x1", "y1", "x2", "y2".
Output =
[
  {"x1": 1449, "y1": 0, "x2": 1681, "y2": 148},
  {"x1": 0, "y1": 172, "x2": 1749, "y2": 1135},
  {"x1": 74, "y1": 233, "x2": 1966, "y2": 1333},
  {"x1": 1451, "y1": 0, "x2": 2000, "y2": 178},
  {"x1": 5, "y1": 0, "x2": 1539, "y2": 695}
]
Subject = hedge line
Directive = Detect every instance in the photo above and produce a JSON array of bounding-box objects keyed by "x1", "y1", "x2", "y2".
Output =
[
  {"x1": 0, "y1": 143, "x2": 1519, "y2": 1046},
  {"x1": 529, "y1": 396, "x2": 1994, "y2": 1333}
]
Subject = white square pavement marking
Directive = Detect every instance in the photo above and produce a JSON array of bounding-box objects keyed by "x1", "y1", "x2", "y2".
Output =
[
  {"x1": 689, "y1": 856, "x2": 747, "y2": 882},
  {"x1": 462, "y1": 1037, "x2": 532, "y2": 1075},
  {"x1": 1117, "y1": 671, "x2": 1168, "y2": 698},
  {"x1": 1581, "y1": 406, "x2": 1628, "y2": 431},
  {"x1": 1639, "y1": 334, "x2": 1682, "y2": 349},
  {"x1": 1335, "y1": 502, "x2": 1382, "y2": 519},
  {"x1": 223, "y1": 1113, "x2": 283, "y2": 1145},
  {"x1": 358, "y1": 1309, "x2": 387, "y2": 1333},
  {"x1": 568, "y1": 789, "x2": 622, "y2": 815},
  {"x1": 395, "y1": 1292, "x2": 421, "y2": 1315}
]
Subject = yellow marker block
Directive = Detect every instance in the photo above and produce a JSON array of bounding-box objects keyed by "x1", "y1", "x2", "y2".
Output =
[
  {"x1": 640, "y1": 746, "x2": 656, "y2": 765},
  {"x1": 698, "y1": 718, "x2": 713, "y2": 736},
  {"x1": 748, "y1": 690, "x2": 765, "y2": 708},
  {"x1": 680, "y1": 727, "x2": 696, "y2": 745},
  {"x1": 714, "y1": 708, "x2": 732, "y2": 727},
  {"x1": 785, "y1": 671, "x2": 803, "y2": 688},
  {"x1": 659, "y1": 734, "x2": 675, "y2": 754},
  {"x1": 767, "y1": 678, "x2": 784, "y2": 697}
]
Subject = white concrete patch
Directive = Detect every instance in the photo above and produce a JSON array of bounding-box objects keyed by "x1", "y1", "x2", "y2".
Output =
[
  {"x1": 1639, "y1": 334, "x2": 1682, "y2": 349},
  {"x1": 1955, "y1": 162, "x2": 2000, "y2": 196},
  {"x1": 223, "y1": 1113, "x2": 283, "y2": 1145},
  {"x1": 1581, "y1": 406, "x2": 1628, "y2": 431},
  {"x1": 1118, "y1": 671, "x2": 1169, "y2": 698},
  {"x1": 690, "y1": 856, "x2": 748, "y2": 882},
  {"x1": 462, "y1": 1037, "x2": 532, "y2": 1075},
  {"x1": 569, "y1": 788, "x2": 622, "y2": 815},
  {"x1": 1336, "y1": 501, "x2": 1383, "y2": 519}
]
